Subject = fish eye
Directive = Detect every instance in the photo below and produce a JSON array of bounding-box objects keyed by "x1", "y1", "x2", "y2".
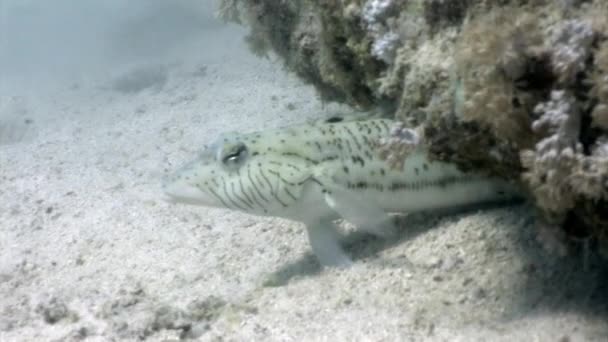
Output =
[{"x1": 221, "y1": 142, "x2": 248, "y2": 168}]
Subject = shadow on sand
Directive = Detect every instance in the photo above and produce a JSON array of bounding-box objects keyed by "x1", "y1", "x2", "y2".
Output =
[
  {"x1": 263, "y1": 202, "x2": 608, "y2": 328},
  {"x1": 262, "y1": 205, "x2": 483, "y2": 287}
]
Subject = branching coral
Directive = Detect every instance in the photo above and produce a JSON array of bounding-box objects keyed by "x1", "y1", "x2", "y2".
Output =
[
  {"x1": 450, "y1": 5, "x2": 608, "y2": 250},
  {"x1": 548, "y1": 20, "x2": 596, "y2": 85},
  {"x1": 521, "y1": 90, "x2": 583, "y2": 215},
  {"x1": 521, "y1": 87, "x2": 608, "y2": 245},
  {"x1": 515, "y1": 15, "x2": 608, "y2": 248},
  {"x1": 361, "y1": 0, "x2": 402, "y2": 64}
]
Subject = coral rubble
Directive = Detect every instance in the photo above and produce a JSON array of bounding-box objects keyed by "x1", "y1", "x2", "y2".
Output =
[{"x1": 219, "y1": 0, "x2": 608, "y2": 254}]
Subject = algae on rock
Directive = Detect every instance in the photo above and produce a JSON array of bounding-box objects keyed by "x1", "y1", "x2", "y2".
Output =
[{"x1": 219, "y1": 0, "x2": 608, "y2": 254}]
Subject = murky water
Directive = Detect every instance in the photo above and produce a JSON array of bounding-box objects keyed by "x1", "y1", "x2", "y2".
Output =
[{"x1": 1, "y1": 1, "x2": 607, "y2": 341}]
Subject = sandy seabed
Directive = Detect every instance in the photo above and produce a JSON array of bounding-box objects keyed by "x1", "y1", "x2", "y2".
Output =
[{"x1": 1, "y1": 18, "x2": 607, "y2": 342}]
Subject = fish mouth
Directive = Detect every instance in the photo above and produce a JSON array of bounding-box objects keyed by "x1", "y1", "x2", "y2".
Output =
[{"x1": 161, "y1": 177, "x2": 219, "y2": 206}]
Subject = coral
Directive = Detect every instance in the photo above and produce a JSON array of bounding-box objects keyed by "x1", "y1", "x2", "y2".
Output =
[
  {"x1": 548, "y1": 19, "x2": 596, "y2": 85},
  {"x1": 521, "y1": 90, "x2": 608, "y2": 245},
  {"x1": 376, "y1": 121, "x2": 422, "y2": 170},
  {"x1": 520, "y1": 90, "x2": 583, "y2": 216},
  {"x1": 390, "y1": 28, "x2": 455, "y2": 126},
  {"x1": 423, "y1": 0, "x2": 470, "y2": 30},
  {"x1": 591, "y1": 41, "x2": 608, "y2": 130},
  {"x1": 451, "y1": 5, "x2": 608, "y2": 249},
  {"x1": 217, "y1": 0, "x2": 387, "y2": 108},
  {"x1": 371, "y1": 31, "x2": 400, "y2": 64},
  {"x1": 454, "y1": 6, "x2": 546, "y2": 145},
  {"x1": 424, "y1": 115, "x2": 523, "y2": 179},
  {"x1": 592, "y1": 102, "x2": 608, "y2": 130},
  {"x1": 217, "y1": 0, "x2": 241, "y2": 24},
  {"x1": 361, "y1": 0, "x2": 402, "y2": 64},
  {"x1": 362, "y1": 0, "x2": 398, "y2": 26},
  {"x1": 222, "y1": 0, "x2": 608, "y2": 253}
]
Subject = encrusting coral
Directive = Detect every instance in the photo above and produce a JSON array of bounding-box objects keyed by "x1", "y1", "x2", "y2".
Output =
[
  {"x1": 376, "y1": 121, "x2": 421, "y2": 171},
  {"x1": 592, "y1": 41, "x2": 608, "y2": 130},
  {"x1": 219, "y1": 0, "x2": 608, "y2": 254}
]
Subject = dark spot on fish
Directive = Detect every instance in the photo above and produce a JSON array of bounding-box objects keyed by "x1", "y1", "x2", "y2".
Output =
[
  {"x1": 252, "y1": 152, "x2": 259, "y2": 156},
  {"x1": 343, "y1": 166, "x2": 349, "y2": 173},
  {"x1": 326, "y1": 116, "x2": 343, "y2": 123},
  {"x1": 351, "y1": 155, "x2": 365, "y2": 167},
  {"x1": 423, "y1": 163, "x2": 429, "y2": 171},
  {"x1": 414, "y1": 168, "x2": 419, "y2": 175}
]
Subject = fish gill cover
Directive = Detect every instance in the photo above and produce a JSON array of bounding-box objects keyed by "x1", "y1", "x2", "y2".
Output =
[{"x1": 218, "y1": 0, "x2": 608, "y2": 256}]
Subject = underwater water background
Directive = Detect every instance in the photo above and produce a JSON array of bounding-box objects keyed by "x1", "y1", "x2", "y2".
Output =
[{"x1": 1, "y1": 0, "x2": 607, "y2": 341}]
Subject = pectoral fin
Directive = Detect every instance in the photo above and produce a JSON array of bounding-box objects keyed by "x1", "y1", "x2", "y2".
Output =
[
  {"x1": 305, "y1": 220, "x2": 352, "y2": 268},
  {"x1": 323, "y1": 186, "x2": 397, "y2": 238},
  {"x1": 314, "y1": 166, "x2": 396, "y2": 238}
]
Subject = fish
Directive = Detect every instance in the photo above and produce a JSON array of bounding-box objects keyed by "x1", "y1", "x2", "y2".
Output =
[{"x1": 162, "y1": 117, "x2": 520, "y2": 267}]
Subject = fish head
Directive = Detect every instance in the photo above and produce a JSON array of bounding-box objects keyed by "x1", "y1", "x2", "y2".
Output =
[
  {"x1": 162, "y1": 133, "x2": 251, "y2": 208},
  {"x1": 162, "y1": 130, "x2": 312, "y2": 214}
]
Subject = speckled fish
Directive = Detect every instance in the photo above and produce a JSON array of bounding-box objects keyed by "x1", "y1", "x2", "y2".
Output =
[{"x1": 163, "y1": 117, "x2": 520, "y2": 267}]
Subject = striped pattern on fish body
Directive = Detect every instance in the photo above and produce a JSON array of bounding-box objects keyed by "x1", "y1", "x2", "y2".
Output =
[
  {"x1": 163, "y1": 118, "x2": 520, "y2": 267},
  {"x1": 163, "y1": 119, "x2": 392, "y2": 218}
]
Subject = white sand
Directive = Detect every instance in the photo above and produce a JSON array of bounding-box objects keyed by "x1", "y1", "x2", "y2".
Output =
[{"x1": 1, "y1": 5, "x2": 607, "y2": 342}]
